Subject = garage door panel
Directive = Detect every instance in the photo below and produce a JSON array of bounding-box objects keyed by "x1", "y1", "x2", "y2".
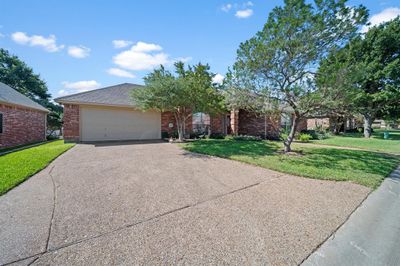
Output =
[{"x1": 81, "y1": 106, "x2": 161, "y2": 141}]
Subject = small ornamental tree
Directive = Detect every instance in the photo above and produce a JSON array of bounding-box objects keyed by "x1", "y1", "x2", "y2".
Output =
[
  {"x1": 131, "y1": 62, "x2": 225, "y2": 141},
  {"x1": 232, "y1": 0, "x2": 367, "y2": 152},
  {"x1": 318, "y1": 17, "x2": 400, "y2": 137}
]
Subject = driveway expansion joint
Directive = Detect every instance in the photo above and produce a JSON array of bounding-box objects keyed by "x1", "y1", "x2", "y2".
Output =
[
  {"x1": 45, "y1": 166, "x2": 58, "y2": 252},
  {"x1": 20, "y1": 177, "x2": 277, "y2": 263}
]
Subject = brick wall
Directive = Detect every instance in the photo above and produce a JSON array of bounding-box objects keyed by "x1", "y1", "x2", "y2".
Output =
[
  {"x1": 238, "y1": 110, "x2": 280, "y2": 139},
  {"x1": 161, "y1": 111, "x2": 193, "y2": 137},
  {"x1": 63, "y1": 104, "x2": 80, "y2": 142},
  {"x1": 210, "y1": 114, "x2": 225, "y2": 134},
  {"x1": 297, "y1": 118, "x2": 308, "y2": 132},
  {"x1": 306, "y1": 118, "x2": 330, "y2": 130},
  {"x1": 0, "y1": 104, "x2": 46, "y2": 148}
]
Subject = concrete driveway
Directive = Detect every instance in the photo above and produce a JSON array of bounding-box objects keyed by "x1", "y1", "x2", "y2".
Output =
[{"x1": 0, "y1": 142, "x2": 369, "y2": 265}]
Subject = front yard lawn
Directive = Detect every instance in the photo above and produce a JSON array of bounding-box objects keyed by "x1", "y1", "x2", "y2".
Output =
[
  {"x1": 0, "y1": 140, "x2": 74, "y2": 195},
  {"x1": 312, "y1": 130, "x2": 400, "y2": 154},
  {"x1": 183, "y1": 139, "x2": 400, "y2": 189}
]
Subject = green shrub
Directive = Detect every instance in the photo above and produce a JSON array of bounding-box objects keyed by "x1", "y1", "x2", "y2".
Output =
[
  {"x1": 298, "y1": 133, "x2": 312, "y2": 142},
  {"x1": 209, "y1": 133, "x2": 225, "y2": 139},
  {"x1": 161, "y1": 131, "x2": 169, "y2": 139},
  {"x1": 233, "y1": 135, "x2": 262, "y2": 141},
  {"x1": 301, "y1": 129, "x2": 329, "y2": 140}
]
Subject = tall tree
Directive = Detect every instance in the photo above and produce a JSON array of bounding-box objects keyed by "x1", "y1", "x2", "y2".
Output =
[
  {"x1": 232, "y1": 0, "x2": 368, "y2": 152},
  {"x1": 318, "y1": 17, "x2": 400, "y2": 137},
  {"x1": 131, "y1": 62, "x2": 224, "y2": 141},
  {"x1": 0, "y1": 48, "x2": 50, "y2": 103},
  {"x1": 0, "y1": 48, "x2": 63, "y2": 135}
]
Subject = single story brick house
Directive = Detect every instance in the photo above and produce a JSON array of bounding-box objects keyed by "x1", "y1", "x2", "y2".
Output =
[
  {"x1": 55, "y1": 83, "x2": 306, "y2": 142},
  {"x1": 0, "y1": 82, "x2": 49, "y2": 148}
]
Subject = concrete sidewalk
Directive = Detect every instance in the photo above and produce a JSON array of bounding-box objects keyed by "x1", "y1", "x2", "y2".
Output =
[{"x1": 303, "y1": 166, "x2": 400, "y2": 266}]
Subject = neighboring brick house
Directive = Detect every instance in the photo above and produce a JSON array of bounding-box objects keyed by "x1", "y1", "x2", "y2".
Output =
[
  {"x1": 56, "y1": 83, "x2": 305, "y2": 142},
  {"x1": 306, "y1": 116, "x2": 359, "y2": 132},
  {"x1": 0, "y1": 82, "x2": 49, "y2": 149}
]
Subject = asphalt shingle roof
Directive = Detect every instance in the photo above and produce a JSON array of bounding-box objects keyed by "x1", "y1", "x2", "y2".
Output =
[
  {"x1": 54, "y1": 83, "x2": 143, "y2": 107},
  {"x1": 0, "y1": 82, "x2": 49, "y2": 112}
]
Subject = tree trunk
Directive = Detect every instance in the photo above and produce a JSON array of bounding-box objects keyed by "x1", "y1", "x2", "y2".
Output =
[
  {"x1": 264, "y1": 114, "x2": 267, "y2": 139},
  {"x1": 284, "y1": 114, "x2": 299, "y2": 153},
  {"x1": 363, "y1": 114, "x2": 373, "y2": 138},
  {"x1": 174, "y1": 112, "x2": 185, "y2": 142}
]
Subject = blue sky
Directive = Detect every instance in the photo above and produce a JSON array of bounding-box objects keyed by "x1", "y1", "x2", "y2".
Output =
[{"x1": 0, "y1": 0, "x2": 399, "y2": 99}]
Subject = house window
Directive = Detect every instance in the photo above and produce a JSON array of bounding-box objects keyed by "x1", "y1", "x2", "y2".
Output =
[
  {"x1": 0, "y1": 113, "x2": 3, "y2": 133},
  {"x1": 192, "y1": 112, "x2": 210, "y2": 134}
]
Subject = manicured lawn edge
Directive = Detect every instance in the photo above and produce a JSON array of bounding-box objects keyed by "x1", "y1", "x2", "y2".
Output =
[
  {"x1": 0, "y1": 140, "x2": 75, "y2": 196},
  {"x1": 0, "y1": 140, "x2": 56, "y2": 156},
  {"x1": 182, "y1": 139, "x2": 400, "y2": 189}
]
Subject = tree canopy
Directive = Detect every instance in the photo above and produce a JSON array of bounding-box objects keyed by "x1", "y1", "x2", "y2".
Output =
[
  {"x1": 0, "y1": 48, "x2": 63, "y2": 134},
  {"x1": 131, "y1": 62, "x2": 225, "y2": 141},
  {"x1": 230, "y1": 0, "x2": 368, "y2": 152},
  {"x1": 318, "y1": 17, "x2": 400, "y2": 137}
]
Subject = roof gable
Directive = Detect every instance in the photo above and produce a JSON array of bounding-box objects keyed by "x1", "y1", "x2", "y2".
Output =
[
  {"x1": 0, "y1": 82, "x2": 49, "y2": 112},
  {"x1": 54, "y1": 83, "x2": 143, "y2": 107}
]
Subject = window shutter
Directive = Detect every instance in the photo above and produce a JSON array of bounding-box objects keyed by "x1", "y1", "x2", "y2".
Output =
[{"x1": 0, "y1": 113, "x2": 2, "y2": 133}]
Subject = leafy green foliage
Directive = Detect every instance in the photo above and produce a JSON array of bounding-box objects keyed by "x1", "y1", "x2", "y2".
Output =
[
  {"x1": 0, "y1": 48, "x2": 63, "y2": 134},
  {"x1": 231, "y1": 0, "x2": 368, "y2": 152},
  {"x1": 132, "y1": 62, "x2": 225, "y2": 140},
  {"x1": 298, "y1": 133, "x2": 312, "y2": 142},
  {"x1": 318, "y1": 18, "x2": 400, "y2": 137}
]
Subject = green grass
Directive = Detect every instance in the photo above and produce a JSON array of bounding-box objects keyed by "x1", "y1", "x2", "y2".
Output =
[
  {"x1": 0, "y1": 140, "x2": 74, "y2": 195},
  {"x1": 313, "y1": 129, "x2": 400, "y2": 154},
  {"x1": 183, "y1": 139, "x2": 400, "y2": 189}
]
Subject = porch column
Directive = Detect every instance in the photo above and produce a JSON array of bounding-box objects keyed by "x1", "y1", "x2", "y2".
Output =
[{"x1": 231, "y1": 109, "x2": 239, "y2": 135}]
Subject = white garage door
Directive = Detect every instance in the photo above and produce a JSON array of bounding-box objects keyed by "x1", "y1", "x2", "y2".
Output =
[{"x1": 81, "y1": 106, "x2": 161, "y2": 141}]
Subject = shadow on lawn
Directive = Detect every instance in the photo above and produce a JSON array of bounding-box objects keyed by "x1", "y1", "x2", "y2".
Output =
[{"x1": 185, "y1": 139, "x2": 400, "y2": 178}]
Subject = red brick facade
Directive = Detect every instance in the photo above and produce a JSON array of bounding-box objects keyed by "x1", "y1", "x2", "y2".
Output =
[
  {"x1": 210, "y1": 115, "x2": 225, "y2": 134},
  {"x1": 161, "y1": 111, "x2": 193, "y2": 137},
  {"x1": 237, "y1": 110, "x2": 281, "y2": 139},
  {"x1": 0, "y1": 103, "x2": 46, "y2": 148},
  {"x1": 61, "y1": 104, "x2": 303, "y2": 141},
  {"x1": 63, "y1": 104, "x2": 80, "y2": 142}
]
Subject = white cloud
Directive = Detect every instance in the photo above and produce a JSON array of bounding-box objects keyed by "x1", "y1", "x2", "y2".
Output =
[
  {"x1": 174, "y1": 56, "x2": 192, "y2": 63},
  {"x1": 57, "y1": 89, "x2": 68, "y2": 96},
  {"x1": 107, "y1": 68, "x2": 136, "y2": 78},
  {"x1": 0, "y1": 33, "x2": 4, "y2": 38},
  {"x1": 212, "y1": 73, "x2": 224, "y2": 84},
  {"x1": 58, "y1": 80, "x2": 101, "y2": 96},
  {"x1": 131, "y1": 41, "x2": 163, "y2": 52},
  {"x1": 113, "y1": 41, "x2": 169, "y2": 71},
  {"x1": 235, "y1": 8, "x2": 253, "y2": 18},
  {"x1": 361, "y1": 7, "x2": 400, "y2": 33},
  {"x1": 62, "y1": 80, "x2": 100, "y2": 91},
  {"x1": 112, "y1": 40, "x2": 133, "y2": 49},
  {"x1": 221, "y1": 4, "x2": 232, "y2": 12},
  {"x1": 67, "y1": 45, "x2": 90, "y2": 58},
  {"x1": 11, "y1": 32, "x2": 64, "y2": 52}
]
